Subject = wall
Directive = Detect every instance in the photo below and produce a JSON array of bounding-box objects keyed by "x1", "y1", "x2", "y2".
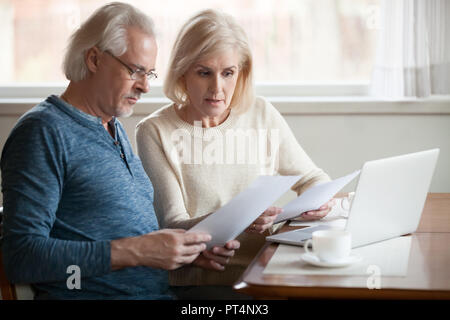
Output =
[{"x1": 1, "y1": 98, "x2": 449, "y2": 205}]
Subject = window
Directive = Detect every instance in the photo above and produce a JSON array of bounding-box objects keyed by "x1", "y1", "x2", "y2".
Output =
[{"x1": 0, "y1": 0, "x2": 379, "y2": 87}]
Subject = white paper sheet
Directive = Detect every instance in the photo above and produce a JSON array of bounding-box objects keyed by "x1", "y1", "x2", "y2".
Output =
[
  {"x1": 274, "y1": 170, "x2": 361, "y2": 224},
  {"x1": 188, "y1": 175, "x2": 301, "y2": 249},
  {"x1": 263, "y1": 236, "x2": 412, "y2": 276},
  {"x1": 288, "y1": 216, "x2": 348, "y2": 228}
]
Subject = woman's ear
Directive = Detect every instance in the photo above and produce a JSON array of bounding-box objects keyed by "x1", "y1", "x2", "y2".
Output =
[
  {"x1": 85, "y1": 46, "x2": 102, "y2": 74},
  {"x1": 179, "y1": 75, "x2": 190, "y2": 104},
  {"x1": 179, "y1": 75, "x2": 187, "y2": 94}
]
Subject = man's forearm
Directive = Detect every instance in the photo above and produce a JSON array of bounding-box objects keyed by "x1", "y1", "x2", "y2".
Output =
[
  {"x1": 110, "y1": 229, "x2": 211, "y2": 271},
  {"x1": 110, "y1": 237, "x2": 141, "y2": 271},
  {"x1": 2, "y1": 236, "x2": 110, "y2": 283}
]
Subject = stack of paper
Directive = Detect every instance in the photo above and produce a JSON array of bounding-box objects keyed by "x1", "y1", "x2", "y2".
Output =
[
  {"x1": 274, "y1": 170, "x2": 360, "y2": 224},
  {"x1": 189, "y1": 175, "x2": 301, "y2": 249}
]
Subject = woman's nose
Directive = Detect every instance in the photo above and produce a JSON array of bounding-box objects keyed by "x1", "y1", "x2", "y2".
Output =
[{"x1": 209, "y1": 75, "x2": 222, "y2": 93}]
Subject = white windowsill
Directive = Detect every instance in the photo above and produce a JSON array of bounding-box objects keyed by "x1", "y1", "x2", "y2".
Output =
[
  {"x1": 0, "y1": 83, "x2": 449, "y2": 115},
  {"x1": 1, "y1": 96, "x2": 449, "y2": 116}
]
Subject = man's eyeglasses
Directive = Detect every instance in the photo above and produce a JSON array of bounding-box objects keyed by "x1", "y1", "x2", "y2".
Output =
[{"x1": 105, "y1": 50, "x2": 158, "y2": 82}]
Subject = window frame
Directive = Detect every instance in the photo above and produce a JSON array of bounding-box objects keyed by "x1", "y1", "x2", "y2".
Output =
[
  {"x1": 1, "y1": 82, "x2": 449, "y2": 117},
  {"x1": 0, "y1": 82, "x2": 368, "y2": 99}
]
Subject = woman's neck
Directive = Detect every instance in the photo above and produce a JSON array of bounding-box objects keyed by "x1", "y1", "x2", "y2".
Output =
[{"x1": 176, "y1": 105, "x2": 231, "y2": 128}]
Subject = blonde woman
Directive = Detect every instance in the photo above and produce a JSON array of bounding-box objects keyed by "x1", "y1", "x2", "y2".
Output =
[{"x1": 136, "y1": 9, "x2": 333, "y2": 299}]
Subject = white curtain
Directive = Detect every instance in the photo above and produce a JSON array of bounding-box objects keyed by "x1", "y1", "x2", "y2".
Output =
[{"x1": 370, "y1": 0, "x2": 450, "y2": 98}]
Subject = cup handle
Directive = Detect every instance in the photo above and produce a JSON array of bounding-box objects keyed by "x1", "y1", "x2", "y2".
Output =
[
  {"x1": 340, "y1": 192, "x2": 355, "y2": 211},
  {"x1": 304, "y1": 239, "x2": 313, "y2": 254}
]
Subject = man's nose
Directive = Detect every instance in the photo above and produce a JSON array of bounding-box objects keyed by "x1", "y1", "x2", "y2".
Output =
[{"x1": 135, "y1": 77, "x2": 150, "y2": 94}]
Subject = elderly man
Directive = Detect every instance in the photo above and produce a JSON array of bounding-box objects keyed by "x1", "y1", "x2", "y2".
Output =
[{"x1": 0, "y1": 2, "x2": 238, "y2": 300}]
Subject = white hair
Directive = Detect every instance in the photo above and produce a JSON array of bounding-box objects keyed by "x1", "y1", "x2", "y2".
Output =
[
  {"x1": 164, "y1": 9, "x2": 254, "y2": 113},
  {"x1": 63, "y1": 2, "x2": 155, "y2": 81}
]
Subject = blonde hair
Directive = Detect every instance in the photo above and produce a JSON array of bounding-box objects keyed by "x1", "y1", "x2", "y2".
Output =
[
  {"x1": 164, "y1": 9, "x2": 255, "y2": 112},
  {"x1": 63, "y1": 2, "x2": 155, "y2": 81}
]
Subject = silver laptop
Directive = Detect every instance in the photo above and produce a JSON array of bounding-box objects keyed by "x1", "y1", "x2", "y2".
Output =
[{"x1": 266, "y1": 149, "x2": 440, "y2": 248}]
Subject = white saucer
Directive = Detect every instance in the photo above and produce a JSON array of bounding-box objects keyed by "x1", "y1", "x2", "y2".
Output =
[{"x1": 301, "y1": 253, "x2": 363, "y2": 268}]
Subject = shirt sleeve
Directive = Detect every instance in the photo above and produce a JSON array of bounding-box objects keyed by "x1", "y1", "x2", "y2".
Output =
[
  {"x1": 262, "y1": 98, "x2": 332, "y2": 194},
  {"x1": 136, "y1": 121, "x2": 207, "y2": 230},
  {"x1": 1, "y1": 117, "x2": 110, "y2": 284}
]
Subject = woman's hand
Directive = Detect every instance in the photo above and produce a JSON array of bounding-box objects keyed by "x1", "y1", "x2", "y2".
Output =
[
  {"x1": 246, "y1": 207, "x2": 283, "y2": 234},
  {"x1": 193, "y1": 240, "x2": 240, "y2": 271},
  {"x1": 300, "y1": 198, "x2": 336, "y2": 221}
]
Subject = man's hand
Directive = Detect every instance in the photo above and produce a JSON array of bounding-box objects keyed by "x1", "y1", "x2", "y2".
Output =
[
  {"x1": 300, "y1": 198, "x2": 336, "y2": 221},
  {"x1": 110, "y1": 229, "x2": 211, "y2": 271},
  {"x1": 193, "y1": 240, "x2": 240, "y2": 271},
  {"x1": 246, "y1": 207, "x2": 283, "y2": 234}
]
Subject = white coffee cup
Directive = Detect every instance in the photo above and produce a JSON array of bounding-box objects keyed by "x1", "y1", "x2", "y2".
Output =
[
  {"x1": 339, "y1": 192, "x2": 355, "y2": 211},
  {"x1": 304, "y1": 229, "x2": 352, "y2": 263}
]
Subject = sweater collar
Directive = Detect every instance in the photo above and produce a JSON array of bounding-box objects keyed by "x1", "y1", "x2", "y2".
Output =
[{"x1": 47, "y1": 95, "x2": 117, "y2": 128}]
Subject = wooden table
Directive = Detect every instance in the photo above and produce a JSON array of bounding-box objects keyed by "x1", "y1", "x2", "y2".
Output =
[{"x1": 233, "y1": 193, "x2": 450, "y2": 299}]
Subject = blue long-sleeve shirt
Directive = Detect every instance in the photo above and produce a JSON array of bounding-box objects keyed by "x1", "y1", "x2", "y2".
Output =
[{"x1": 0, "y1": 95, "x2": 171, "y2": 299}]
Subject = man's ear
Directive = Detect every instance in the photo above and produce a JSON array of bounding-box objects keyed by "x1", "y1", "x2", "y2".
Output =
[{"x1": 85, "y1": 47, "x2": 102, "y2": 74}]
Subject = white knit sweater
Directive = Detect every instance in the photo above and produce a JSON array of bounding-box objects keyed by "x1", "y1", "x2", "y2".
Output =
[{"x1": 135, "y1": 96, "x2": 330, "y2": 286}]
